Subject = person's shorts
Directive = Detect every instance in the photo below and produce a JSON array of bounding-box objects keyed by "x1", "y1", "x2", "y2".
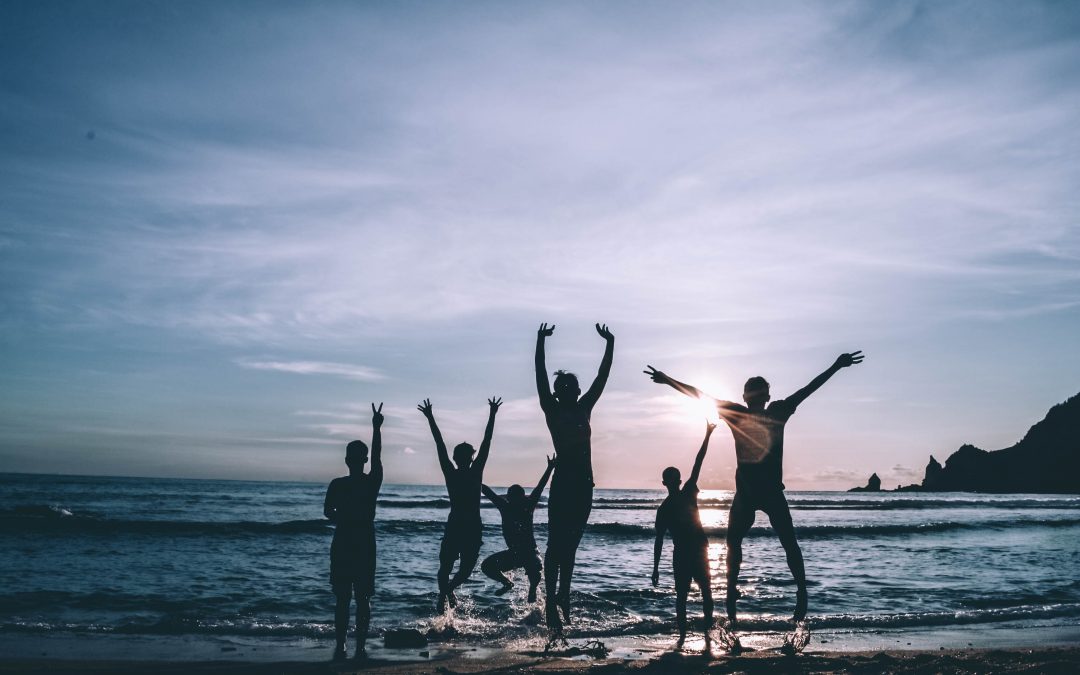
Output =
[
  {"x1": 330, "y1": 527, "x2": 376, "y2": 595},
  {"x1": 546, "y1": 482, "x2": 593, "y2": 551},
  {"x1": 440, "y1": 520, "x2": 483, "y2": 564},
  {"x1": 486, "y1": 547, "x2": 543, "y2": 577},
  {"x1": 672, "y1": 544, "x2": 710, "y2": 594}
]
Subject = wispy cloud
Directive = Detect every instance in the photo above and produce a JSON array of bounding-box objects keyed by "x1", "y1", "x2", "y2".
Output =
[{"x1": 236, "y1": 358, "x2": 385, "y2": 381}]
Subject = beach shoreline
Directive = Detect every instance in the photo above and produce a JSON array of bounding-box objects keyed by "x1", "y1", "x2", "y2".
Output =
[{"x1": 3, "y1": 622, "x2": 1078, "y2": 673}]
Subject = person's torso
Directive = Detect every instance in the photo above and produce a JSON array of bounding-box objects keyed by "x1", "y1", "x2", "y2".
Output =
[
  {"x1": 446, "y1": 468, "x2": 482, "y2": 523},
  {"x1": 499, "y1": 503, "x2": 536, "y2": 551},
  {"x1": 660, "y1": 487, "x2": 706, "y2": 548},
  {"x1": 545, "y1": 403, "x2": 593, "y2": 485},
  {"x1": 331, "y1": 474, "x2": 378, "y2": 529},
  {"x1": 722, "y1": 402, "x2": 791, "y2": 491}
]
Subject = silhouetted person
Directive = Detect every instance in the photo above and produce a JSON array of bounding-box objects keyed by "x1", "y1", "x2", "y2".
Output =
[
  {"x1": 652, "y1": 421, "x2": 717, "y2": 649},
  {"x1": 535, "y1": 322, "x2": 614, "y2": 633},
  {"x1": 645, "y1": 351, "x2": 864, "y2": 633},
  {"x1": 481, "y1": 455, "x2": 556, "y2": 602},
  {"x1": 323, "y1": 403, "x2": 384, "y2": 661},
  {"x1": 418, "y1": 396, "x2": 501, "y2": 613}
]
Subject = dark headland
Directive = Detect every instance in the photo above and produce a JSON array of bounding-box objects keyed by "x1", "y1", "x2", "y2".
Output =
[{"x1": 852, "y1": 392, "x2": 1080, "y2": 493}]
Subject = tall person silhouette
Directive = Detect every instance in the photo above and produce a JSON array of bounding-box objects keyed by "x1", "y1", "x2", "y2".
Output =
[
  {"x1": 323, "y1": 403, "x2": 384, "y2": 661},
  {"x1": 418, "y1": 396, "x2": 502, "y2": 613},
  {"x1": 652, "y1": 421, "x2": 717, "y2": 649},
  {"x1": 645, "y1": 351, "x2": 863, "y2": 638},
  {"x1": 535, "y1": 322, "x2": 614, "y2": 633}
]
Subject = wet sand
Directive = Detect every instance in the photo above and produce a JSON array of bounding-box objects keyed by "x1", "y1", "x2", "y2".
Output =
[{"x1": 2, "y1": 647, "x2": 1080, "y2": 674}]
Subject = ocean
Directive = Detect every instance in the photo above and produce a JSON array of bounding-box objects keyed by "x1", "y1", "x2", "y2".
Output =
[{"x1": 2, "y1": 472, "x2": 1079, "y2": 650}]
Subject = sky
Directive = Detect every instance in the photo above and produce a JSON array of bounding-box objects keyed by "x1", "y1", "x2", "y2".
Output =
[{"x1": 2, "y1": 0, "x2": 1079, "y2": 490}]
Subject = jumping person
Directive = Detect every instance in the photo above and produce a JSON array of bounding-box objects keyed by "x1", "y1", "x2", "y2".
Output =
[
  {"x1": 480, "y1": 455, "x2": 556, "y2": 602},
  {"x1": 645, "y1": 351, "x2": 864, "y2": 633},
  {"x1": 418, "y1": 396, "x2": 502, "y2": 613},
  {"x1": 323, "y1": 402, "x2": 384, "y2": 661},
  {"x1": 652, "y1": 421, "x2": 717, "y2": 649},
  {"x1": 535, "y1": 322, "x2": 614, "y2": 633}
]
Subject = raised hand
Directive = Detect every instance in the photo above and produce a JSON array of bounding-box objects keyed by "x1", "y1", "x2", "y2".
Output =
[
  {"x1": 595, "y1": 323, "x2": 614, "y2": 341},
  {"x1": 706, "y1": 420, "x2": 717, "y2": 433},
  {"x1": 834, "y1": 351, "x2": 865, "y2": 369},
  {"x1": 547, "y1": 454, "x2": 557, "y2": 470},
  {"x1": 643, "y1": 365, "x2": 669, "y2": 384},
  {"x1": 488, "y1": 396, "x2": 503, "y2": 412},
  {"x1": 371, "y1": 402, "x2": 384, "y2": 427},
  {"x1": 417, "y1": 399, "x2": 433, "y2": 418},
  {"x1": 538, "y1": 322, "x2": 555, "y2": 338}
]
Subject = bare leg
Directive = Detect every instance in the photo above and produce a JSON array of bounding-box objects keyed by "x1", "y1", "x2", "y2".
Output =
[
  {"x1": 481, "y1": 550, "x2": 517, "y2": 594},
  {"x1": 332, "y1": 582, "x2": 351, "y2": 659},
  {"x1": 675, "y1": 587, "x2": 689, "y2": 646},
  {"x1": 527, "y1": 560, "x2": 542, "y2": 603},
  {"x1": 354, "y1": 585, "x2": 370, "y2": 657},
  {"x1": 767, "y1": 501, "x2": 808, "y2": 620},
  {"x1": 544, "y1": 545, "x2": 563, "y2": 631},
  {"x1": 725, "y1": 494, "x2": 756, "y2": 624},
  {"x1": 448, "y1": 548, "x2": 480, "y2": 593}
]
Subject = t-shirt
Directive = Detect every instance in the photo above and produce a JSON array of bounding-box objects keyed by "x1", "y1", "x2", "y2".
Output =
[
  {"x1": 657, "y1": 482, "x2": 706, "y2": 550},
  {"x1": 716, "y1": 399, "x2": 797, "y2": 492},
  {"x1": 324, "y1": 473, "x2": 379, "y2": 532}
]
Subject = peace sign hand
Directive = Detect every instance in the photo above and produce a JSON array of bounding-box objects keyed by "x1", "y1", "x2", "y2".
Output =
[{"x1": 371, "y1": 402, "x2": 384, "y2": 427}]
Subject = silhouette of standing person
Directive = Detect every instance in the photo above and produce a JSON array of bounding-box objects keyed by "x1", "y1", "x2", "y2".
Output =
[
  {"x1": 480, "y1": 455, "x2": 556, "y2": 602},
  {"x1": 323, "y1": 403, "x2": 384, "y2": 661},
  {"x1": 652, "y1": 421, "x2": 717, "y2": 649},
  {"x1": 535, "y1": 322, "x2": 614, "y2": 633},
  {"x1": 418, "y1": 396, "x2": 502, "y2": 613},
  {"x1": 645, "y1": 351, "x2": 863, "y2": 636}
]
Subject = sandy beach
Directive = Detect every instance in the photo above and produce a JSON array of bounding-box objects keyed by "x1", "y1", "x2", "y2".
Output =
[{"x1": 3, "y1": 647, "x2": 1080, "y2": 675}]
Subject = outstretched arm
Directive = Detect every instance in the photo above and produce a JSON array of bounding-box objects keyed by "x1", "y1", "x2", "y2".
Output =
[
  {"x1": 535, "y1": 323, "x2": 556, "y2": 411},
  {"x1": 580, "y1": 323, "x2": 615, "y2": 408},
  {"x1": 785, "y1": 351, "x2": 865, "y2": 409},
  {"x1": 474, "y1": 396, "x2": 501, "y2": 473},
  {"x1": 418, "y1": 399, "x2": 452, "y2": 479},
  {"x1": 530, "y1": 455, "x2": 557, "y2": 506},
  {"x1": 652, "y1": 511, "x2": 666, "y2": 587},
  {"x1": 686, "y1": 421, "x2": 717, "y2": 489},
  {"x1": 369, "y1": 402, "x2": 384, "y2": 488},
  {"x1": 643, "y1": 365, "x2": 719, "y2": 404},
  {"x1": 481, "y1": 484, "x2": 507, "y2": 509}
]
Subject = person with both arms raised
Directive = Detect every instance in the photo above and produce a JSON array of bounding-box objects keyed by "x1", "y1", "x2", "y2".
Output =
[
  {"x1": 535, "y1": 322, "x2": 614, "y2": 634},
  {"x1": 418, "y1": 396, "x2": 502, "y2": 613},
  {"x1": 480, "y1": 455, "x2": 556, "y2": 602},
  {"x1": 323, "y1": 402, "x2": 384, "y2": 661}
]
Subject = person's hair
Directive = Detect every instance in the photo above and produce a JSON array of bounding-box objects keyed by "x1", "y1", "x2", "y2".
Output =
[
  {"x1": 662, "y1": 466, "x2": 681, "y2": 485},
  {"x1": 507, "y1": 484, "x2": 526, "y2": 500},
  {"x1": 743, "y1": 376, "x2": 770, "y2": 395},
  {"x1": 553, "y1": 370, "x2": 579, "y2": 392},
  {"x1": 453, "y1": 442, "x2": 475, "y2": 459},
  {"x1": 345, "y1": 440, "x2": 368, "y2": 456}
]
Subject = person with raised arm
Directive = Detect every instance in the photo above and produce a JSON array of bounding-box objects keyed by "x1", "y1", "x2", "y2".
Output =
[
  {"x1": 644, "y1": 351, "x2": 864, "y2": 646},
  {"x1": 418, "y1": 396, "x2": 502, "y2": 613},
  {"x1": 323, "y1": 403, "x2": 384, "y2": 661},
  {"x1": 652, "y1": 421, "x2": 717, "y2": 650},
  {"x1": 480, "y1": 455, "x2": 556, "y2": 602},
  {"x1": 535, "y1": 322, "x2": 614, "y2": 633}
]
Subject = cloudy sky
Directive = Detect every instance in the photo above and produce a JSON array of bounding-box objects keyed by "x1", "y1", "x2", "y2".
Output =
[{"x1": 2, "y1": 0, "x2": 1079, "y2": 489}]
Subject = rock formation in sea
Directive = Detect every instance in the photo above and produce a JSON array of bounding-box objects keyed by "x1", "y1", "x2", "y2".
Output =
[
  {"x1": 848, "y1": 472, "x2": 881, "y2": 492},
  {"x1": 861, "y1": 393, "x2": 1080, "y2": 493}
]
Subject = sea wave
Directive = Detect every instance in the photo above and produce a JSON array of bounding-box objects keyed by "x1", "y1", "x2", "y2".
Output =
[{"x1": 3, "y1": 602, "x2": 1078, "y2": 639}]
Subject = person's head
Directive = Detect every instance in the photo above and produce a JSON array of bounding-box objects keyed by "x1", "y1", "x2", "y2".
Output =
[
  {"x1": 452, "y1": 442, "x2": 475, "y2": 469},
  {"x1": 506, "y1": 484, "x2": 527, "y2": 507},
  {"x1": 743, "y1": 376, "x2": 771, "y2": 409},
  {"x1": 345, "y1": 440, "x2": 369, "y2": 472},
  {"x1": 661, "y1": 466, "x2": 681, "y2": 491},
  {"x1": 553, "y1": 370, "x2": 580, "y2": 404}
]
